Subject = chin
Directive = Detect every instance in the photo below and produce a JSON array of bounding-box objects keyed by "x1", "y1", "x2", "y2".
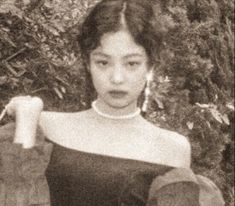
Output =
[{"x1": 106, "y1": 98, "x2": 135, "y2": 109}]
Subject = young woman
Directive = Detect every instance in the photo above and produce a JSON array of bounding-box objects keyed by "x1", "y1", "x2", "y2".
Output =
[{"x1": 0, "y1": 0, "x2": 224, "y2": 206}]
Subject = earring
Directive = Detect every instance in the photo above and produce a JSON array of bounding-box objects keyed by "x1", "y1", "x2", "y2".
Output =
[{"x1": 142, "y1": 70, "x2": 153, "y2": 112}]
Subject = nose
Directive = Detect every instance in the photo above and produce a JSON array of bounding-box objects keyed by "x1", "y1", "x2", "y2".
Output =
[{"x1": 110, "y1": 66, "x2": 124, "y2": 84}]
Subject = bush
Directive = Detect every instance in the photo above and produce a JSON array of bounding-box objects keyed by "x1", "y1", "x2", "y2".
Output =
[{"x1": 0, "y1": 0, "x2": 234, "y2": 205}]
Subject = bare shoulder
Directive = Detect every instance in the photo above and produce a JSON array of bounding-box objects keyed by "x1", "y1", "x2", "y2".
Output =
[
  {"x1": 158, "y1": 126, "x2": 191, "y2": 168},
  {"x1": 158, "y1": 127, "x2": 191, "y2": 150},
  {"x1": 143, "y1": 119, "x2": 190, "y2": 150},
  {"x1": 141, "y1": 119, "x2": 191, "y2": 168},
  {"x1": 39, "y1": 109, "x2": 89, "y2": 142},
  {"x1": 39, "y1": 110, "x2": 86, "y2": 127}
]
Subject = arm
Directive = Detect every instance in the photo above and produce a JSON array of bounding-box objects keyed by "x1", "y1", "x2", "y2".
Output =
[
  {"x1": 0, "y1": 96, "x2": 53, "y2": 206},
  {"x1": 166, "y1": 131, "x2": 192, "y2": 168},
  {"x1": 146, "y1": 168, "x2": 225, "y2": 206},
  {"x1": 147, "y1": 168, "x2": 200, "y2": 206},
  {"x1": 157, "y1": 130, "x2": 192, "y2": 168},
  {"x1": 7, "y1": 96, "x2": 44, "y2": 148},
  {"x1": 0, "y1": 122, "x2": 53, "y2": 206},
  {"x1": 196, "y1": 175, "x2": 225, "y2": 206},
  {"x1": 174, "y1": 134, "x2": 191, "y2": 168}
]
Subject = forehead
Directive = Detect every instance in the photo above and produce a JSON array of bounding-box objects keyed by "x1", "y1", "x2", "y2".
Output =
[{"x1": 91, "y1": 30, "x2": 147, "y2": 58}]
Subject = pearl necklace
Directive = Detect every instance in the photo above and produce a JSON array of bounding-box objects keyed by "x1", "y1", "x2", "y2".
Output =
[{"x1": 91, "y1": 101, "x2": 141, "y2": 120}]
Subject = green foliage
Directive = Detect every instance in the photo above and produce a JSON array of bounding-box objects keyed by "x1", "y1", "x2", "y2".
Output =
[{"x1": 0, "y1": 0, "x2": 234, "y2": 205}]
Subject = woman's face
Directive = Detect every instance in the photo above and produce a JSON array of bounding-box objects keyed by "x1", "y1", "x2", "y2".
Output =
[{"x1": 89, "y1": 30, "x2": 150, "y2": 109}]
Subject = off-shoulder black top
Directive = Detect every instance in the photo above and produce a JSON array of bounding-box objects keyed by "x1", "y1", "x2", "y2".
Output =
[
  {"x1": 0, "y1": 123, "x2": 225, "y2": 206},
  {"x1": 46, "y1": 141, "x2": 175, "y2": 206}
]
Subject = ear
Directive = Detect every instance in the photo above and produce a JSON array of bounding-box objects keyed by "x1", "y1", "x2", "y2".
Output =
[
  {"x1": 87, "y1": 64, "x2": 90, "y2": 72},
  {"x1": 146, "y1": 69, "x2": 154, "y2": 82},
  {"x1": 85, "y1": 61, "x2": 91, "y2": 73},
  {"x1": 83, "y1": 56, "x2": 90, "y2": 73}
]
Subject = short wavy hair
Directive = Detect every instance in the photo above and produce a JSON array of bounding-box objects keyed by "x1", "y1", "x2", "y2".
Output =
[{"x1": 78, "y1": 0, "x2": 163, "y2": 67}]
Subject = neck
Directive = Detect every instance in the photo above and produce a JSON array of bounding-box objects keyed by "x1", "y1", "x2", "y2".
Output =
[{"x1": 92, "y1": 98, "x2": 141, "y2": 120}]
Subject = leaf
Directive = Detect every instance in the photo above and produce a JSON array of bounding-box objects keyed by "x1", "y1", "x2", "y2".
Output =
[
  {"x1": 22, "y1": 0, "x2": 30, "y2": 5},
  {"x1": 153, "y1": 91, "x2": 164, "y2": 109},
  {"x1": 0, "y1": 31, "x2": 17, "y2": 47},
  {"x1": 196, "y1": 102, "x2": 210, "y2": 108},
  {"x1": 53, "y1": 21, "x2": 65, "y2": 33},
  {"x1": 0, "y1": 76, "x2": 8, "y2": 85},
  {"x1": 210, "y1": 108, "x2": 223, "y2": 124},
  {"x1": 42, "y1": 23, "x2": 60, "y2": 36},
  {"x1": 154, "y1": 97, "x2": 164, "y2": 109},
  {"x1": 54, "y1": 87, "x2": 63, "y2": 99},
  {"x1": 226, "y1": 102, "x2": 234, "y2": 111},
  {"x1": 221, "y1": 114, "x2": 230, "y2": 125},
  {"x1": 158, "y1": 75, "x2": 171, "y2": 83},
  {"x1": 0, "y1": 1, "x2": 23, "y2": 18},
  {"x1": 186, "y1": 121, "x2": 194, "y2": 130},
  {"x1": 61, "y1": 86, "x2": 66, "y2": 94},
  {"x1": 206, "y1": 121, "x2": 211, "y2": 129}
]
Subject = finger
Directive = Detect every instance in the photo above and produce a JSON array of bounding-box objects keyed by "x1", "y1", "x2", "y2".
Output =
[
  {"x1": 5, "y1": 102, "x2": 16, "y2": 116},
  {"x1": 0, "y1": 107, "x2": 7, "y2": 122},
  {"x1": 5, "y1": 97, "x2": 21, "y2": 116},
  {"x1": 31, "y1": 97, "x2": 44, "y2": 108},
  {"x1": 11, "y1": 95, "x2": 31, "y2": 102}
]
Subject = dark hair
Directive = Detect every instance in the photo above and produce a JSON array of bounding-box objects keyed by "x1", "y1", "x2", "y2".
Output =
[{"x1": 78, "y1": 0, "x2": 163, "y2": 67}]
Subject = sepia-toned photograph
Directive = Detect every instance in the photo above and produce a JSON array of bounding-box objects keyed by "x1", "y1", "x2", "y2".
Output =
[{"x1": 0, "y1": 0, "x2": 234, "y2": 205}]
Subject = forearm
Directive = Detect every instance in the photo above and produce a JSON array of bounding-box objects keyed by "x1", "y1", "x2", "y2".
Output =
[
  {"x1": 4, "y1": 96, "x2": 44, "y2": 148},
  {"x1": 14, "y1": 111, "x2": 40, "y2": 148},
  {"x1": 0, "y1": 122, "x2": 53, "y2": 206}
]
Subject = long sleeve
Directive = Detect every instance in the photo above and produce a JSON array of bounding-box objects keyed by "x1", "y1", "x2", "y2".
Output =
[
  {"x1": 147, "y1": 168, "x2": 225, "y2": 206},
  {"x1": 0, "y1": 122, "x2": 53, "y2": 206},
  {"x1": 118, "y1": 167, "x2": 201, "y2": 206},
  {"x1": 196, "y1": 175, "x2": 225, "y2": 206}
]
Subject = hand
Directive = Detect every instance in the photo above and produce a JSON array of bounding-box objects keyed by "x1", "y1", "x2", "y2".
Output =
[
  {"x1": 5, "y1": 96, "x2": 44, "y2": 148},
  {"x1": 6, "y1": 96, "x2": 43, "y2": 117}
]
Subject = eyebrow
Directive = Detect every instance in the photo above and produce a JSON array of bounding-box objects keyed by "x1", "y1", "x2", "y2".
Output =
[
  {"x1": 91, "y1": 52, "x2": 110, "y2": 58},
  {"x1": 91, "y1": 51, "x2": 145, "y2": 59},
  {"x1": 123, "y1": 53, "x2": 145, "y2": 59}
]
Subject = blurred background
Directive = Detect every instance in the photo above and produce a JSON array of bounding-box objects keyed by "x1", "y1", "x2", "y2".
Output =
[{"x1": 0, "y1": 0, "x2": 234, "y2": 205}]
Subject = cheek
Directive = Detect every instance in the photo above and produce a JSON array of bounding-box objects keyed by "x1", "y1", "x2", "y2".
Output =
[
  {"x1": 130, "y1": 73, "x2": 147, "y2": 94},
  {"x1": 89, "y1": 70, "x2": 107, "y2": 93},
  {"x1": 90, "y1": 74, "x2": 103, "y2": 87},
  {"x1": 134, "y1": 68, "x2": 148, "y2": 86}
]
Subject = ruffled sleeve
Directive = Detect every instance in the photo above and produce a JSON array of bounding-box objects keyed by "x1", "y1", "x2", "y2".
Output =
[
  {"x1": 0, "y1": 122, "x2": 53, "y2": 206},
  {"x1": 196, "y1": 175, "x2": 225, "y2": 206},
  {"x1": 118, "y1": 166, "x2": 198, "y2": 206},
  {"x1": 147, "y1": 168, "x2": 200, "y2": 206},
  {"x1": 147, "y1": 168, "x2": 225, "y2": 206},
  {"x1": 119, "y1": 167, "x2": 224, "y2": 206}
]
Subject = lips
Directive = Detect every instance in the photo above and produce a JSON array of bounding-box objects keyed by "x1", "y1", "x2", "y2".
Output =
[{"x1": 108, "y1": 90, "x2": 128, "y2": 98}]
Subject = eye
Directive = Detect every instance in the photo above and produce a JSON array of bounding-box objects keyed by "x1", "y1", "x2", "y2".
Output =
[
  {"x1": 127, "y1": 61, "x2": 141, "y2": 68},
  {"x1": 95, "y1": 60, "x2": 109, "y2": 68}
]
